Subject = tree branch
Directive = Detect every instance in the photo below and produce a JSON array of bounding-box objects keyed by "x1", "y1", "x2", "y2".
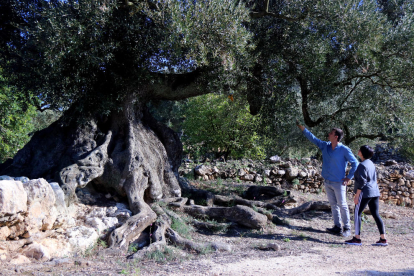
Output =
[
  {"x1": 342, "y1": 124, "x2": 386, "y2": 144},
  {"x1": 250, "y1": 1, "x2": 308, "y2": 21},
  {"x1": 148, "y1": 68, "x2": 212, "y2": 101}
]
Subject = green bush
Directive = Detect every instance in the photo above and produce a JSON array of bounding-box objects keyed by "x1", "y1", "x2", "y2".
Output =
[{"x1": 182, "y1": 94, "x2": 265, "y2": 160}]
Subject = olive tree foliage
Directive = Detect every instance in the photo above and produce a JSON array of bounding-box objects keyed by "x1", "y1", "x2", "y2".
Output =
[
  {"x1": 246, "y1": 0, "x2": 414, "y2": 155},
  {"x1": 1, "y1": 0, "x2": 253, "y2": 117}
]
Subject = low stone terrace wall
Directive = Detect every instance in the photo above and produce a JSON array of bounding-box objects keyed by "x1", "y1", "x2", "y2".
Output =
[{"x1": 180, "y1": 155, "x2": 414, "y2": 208}]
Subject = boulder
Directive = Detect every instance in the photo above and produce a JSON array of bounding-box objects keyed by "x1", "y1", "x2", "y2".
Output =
[
  {"x1": 40, "y1": 238, "x2": 71, "y2": 258},
  {"x1": 240, "y1": 174, "x2": 255, "y2": 181},
  {"x1": 49, "y1": 182, "x2": 67, "y2": 214},
  {"x1": 0, "y1": 227, "x2": 11, "y2": 241},
  {"x1": 237, "y1": 169, "x2": 246, "y2": 177},
  {"x1": 66, "y1": 226, "x2": 99, "y2": 253},
  {"x1": 23, "y1": 179, "x2": 58, "y2": 233},
  {"x1": 21, "y1": 242, "x2": 50, "y2": 261},
  {"x1": 194, "y1": 165, "x2": 211, "y2": 176},
  {"x1": 269, "y1": 155, "x2": 281, "y2": 163},
  {"x1": 286, "y1": 167, "x2": 299, "y2": 180},
  {"x1": 10, "y1": 254, "x2": 31, "y2": 264},
  {"x1": 0, "y1": 180, "x2": 28, "y2": 215},
  {"x1": 404, "y1": 170, "x2": 414, "y2": 180}
]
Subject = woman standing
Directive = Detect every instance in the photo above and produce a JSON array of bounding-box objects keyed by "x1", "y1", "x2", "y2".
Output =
[{"x1": 345, "y1": 145, "x2": 388, "y2": 246}]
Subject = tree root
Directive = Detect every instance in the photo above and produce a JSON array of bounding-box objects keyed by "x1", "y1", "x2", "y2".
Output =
[
  {"x1": 108, "y1": 204, "x2": 157, "y2": 251},
  {"x1": 191, "y1": 219, "x2": 236, "y2": 232},
  {"x1": 166, "y1": 228, "x2": 231, "y2": 253},
  {"x1": 182, "y1": 204, "x2": 267, "y2": 229},
  {"x1": 213, "y1": 194, "x2": 295, "y2": 210},
  {"x1": 244, "y1": 186, "x2": 288, "y2": 200},
  {"x1": 277, "y1": 201, "x2": 331, "y2": 216}
]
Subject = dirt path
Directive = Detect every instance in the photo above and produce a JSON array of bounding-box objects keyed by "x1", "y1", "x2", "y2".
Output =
[{"x1": 191, "y1": 243, "x2": 414, "y2": 276}]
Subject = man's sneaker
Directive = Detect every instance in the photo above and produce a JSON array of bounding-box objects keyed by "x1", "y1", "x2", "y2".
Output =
[
  {"x1": 342, "y1": 228, "x2": 351, "y2": 237},
  {"x1": 326, "y1": 225, "x2": 342, "y2": 235},
  {"x1": 373, "y1": 238, "x2": 388, "y2": 246},
  {"x1": 345, "y1": 236, "x2": 362, "y2": 245}
]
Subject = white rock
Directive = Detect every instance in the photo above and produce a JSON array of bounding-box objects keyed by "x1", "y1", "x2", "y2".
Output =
[
  {"x1": 23, "y1": 179, "x2": 58, "y2": 232},
  {"x1": 269, "y1": 155, "x2": 281, "y2": 163},
  {"x1": 66, "y1": 226, "x2": 99, "y2": 253},
  {"x1": 85, "y1": 217, "x2": 106, "y2": 234},
  {"x1": 88, "y1": 207, "x2": 107, "y2": 218},
  {"x1": 237, "y1": 169, "x2": 246, "y2": 177},
  {"x1": 22, "y1": 242, "x2": 50, "y2": 261},
  {"x1": 102, "y1": 217, "x2": 118, "y2": 228},
  {"x1": 405, "y1": 170, "x2": 414, "y2": 180},
  {"x1": 299, "y1": 171, "x2": 307, "y2": 178},
  {"x1": 277, "y1": 170, "x2": 286, "y2": 176},
  {"x1": 10, "y1": 254, "x2": 31, "y2": 264},
  {"x1": 0, "y1": 180, "x2": 28, "y2": 214},
  {"x1": 14, "y1": 176, "x2": 29, "y2": 183},
  {"x1": 194, "y1": 165, "x2": 211, "y2": 176},
  {"x1": 286, "y1": 167, "x2": 299, "y2": 180},
  {"x1": 0, "y1": 227, "x2": 11, "y2": 241},
  {"x1": 40, "y1": 238, "x2": 71, "y2": 258},
  {"x1": 49, "y1": 182, "x2": 67, "y2": 214}
]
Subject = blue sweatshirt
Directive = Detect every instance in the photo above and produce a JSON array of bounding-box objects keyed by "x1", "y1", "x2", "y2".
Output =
[{"x1": 303, "y1": 128, "x2": 359, "y2": 182}]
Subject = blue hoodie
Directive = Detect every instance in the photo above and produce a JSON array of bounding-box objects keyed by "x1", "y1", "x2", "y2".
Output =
[{"x1": 303, "y1": 128, "x2": 358, "y2": 182}]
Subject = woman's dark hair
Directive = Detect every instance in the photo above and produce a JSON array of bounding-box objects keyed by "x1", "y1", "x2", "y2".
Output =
[{"x1": 360, "y1": 145, "x2": 374, "y2": 159}]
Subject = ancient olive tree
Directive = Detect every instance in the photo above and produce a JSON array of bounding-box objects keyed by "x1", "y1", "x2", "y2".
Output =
[{"x1": 0, "y1": 0, "x2": 264, "y2": 252}]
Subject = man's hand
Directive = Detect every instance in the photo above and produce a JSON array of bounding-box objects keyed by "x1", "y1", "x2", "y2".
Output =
[
  {"x1": 342, "y1": 177, "x2": 350, "y2": 186},
  {"x1": 296, "y1": 120, "x2": 305, "y2": 131}
]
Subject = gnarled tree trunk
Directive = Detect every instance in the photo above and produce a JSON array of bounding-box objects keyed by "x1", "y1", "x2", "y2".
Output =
[{"x1": 0, "y1": 97, "x2": 183, "y2": 250}]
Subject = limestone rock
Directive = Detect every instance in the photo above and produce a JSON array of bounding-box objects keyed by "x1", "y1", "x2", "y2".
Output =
[
  {"x1": 66, "y1": 226, "x2": 99, "y2": 253},
  {"x1": 10, "y1": 254, "x2": 31, "y2": 264},
  {"x1": 269, "y1": 155, "x2": 281, "y2": 163},
  {"x1": 405, "y1": 170, "x2": 414, "y2": 180},
  {"x1": 14, "y1": 176, "x2": 29, "y2": 183},
  {"x1": 88, "y1": 207, "x2": 107, "y2": 218},
  {"x1": 286, "y1": 167, "x2": 299, "y2": 180},
  {"x1": 0, "y1": 227, "x2": 10, "y2": 241},
  {"x1": 40, "y1": 238, "x2": 71, "y2": 258},
  {"x1": 21, "y1": 242, "x2": 50, "y2": 261},
  {"x1": 237, "y1": 169, "x2": 246, "y2": 177},
  {"x1": 240, "y1": 174, "x2": 255, "y2": 181},
  {"x1": 254, "y1": 175, "x2": 263, "y2": 183},
  {"x1": 195, "y1": 165, "x2": 211, "y2": 176},
  {"x1": 49, "y1": 182, "x2": 67, "y2": 214},
  {"x1": 23, "y1": 179, "x2": 58, "y2": 233},
  {"x1": 0, "y1": 180, "x2": 28, "y2": 215}
]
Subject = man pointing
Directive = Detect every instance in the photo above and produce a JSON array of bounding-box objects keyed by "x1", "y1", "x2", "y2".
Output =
[{"x1": 297, "y1": 122, "x2": 358, "y2": 237}]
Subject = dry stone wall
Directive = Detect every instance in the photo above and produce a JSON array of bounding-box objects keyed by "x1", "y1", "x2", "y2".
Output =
[{"x1": 180, "y1": 156, "x2": 414, "y2": 208}]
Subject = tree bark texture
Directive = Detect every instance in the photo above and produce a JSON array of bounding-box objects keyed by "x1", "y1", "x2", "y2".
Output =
[{"x1": 0, "y1": 98, "x2": 183, "y2": 250}]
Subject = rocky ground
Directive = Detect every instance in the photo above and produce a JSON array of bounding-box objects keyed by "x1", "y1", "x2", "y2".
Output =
[{"x1": 1, "y1": 180, "x2": 414, "y2": 276}]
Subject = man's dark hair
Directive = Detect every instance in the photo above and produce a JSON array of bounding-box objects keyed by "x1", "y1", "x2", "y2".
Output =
[
  {"x1": 332, "y1": 128, "x2": 344, "y2": 142},
  {"x1": 360, "y1": 145, "x2": 374, "y2": 159}
]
